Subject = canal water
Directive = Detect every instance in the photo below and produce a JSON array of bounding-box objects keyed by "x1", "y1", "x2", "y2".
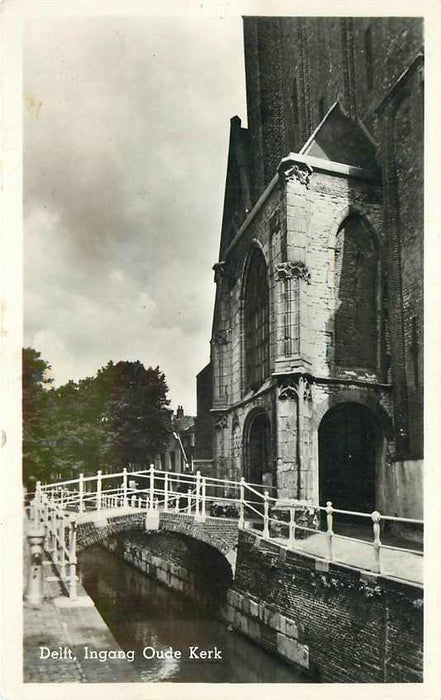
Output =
[{"x1": 79, "y1": 544, "x2": 310, "y2": 683}]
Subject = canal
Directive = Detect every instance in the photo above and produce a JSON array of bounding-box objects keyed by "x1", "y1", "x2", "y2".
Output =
[{"x1": 78, "y1": 544, "x2": 310, "y2": 683}]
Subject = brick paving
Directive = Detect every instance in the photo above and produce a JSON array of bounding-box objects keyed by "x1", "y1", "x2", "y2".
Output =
[{"x1": 23, "y1": 520, "x2": 139, "y2": 683}]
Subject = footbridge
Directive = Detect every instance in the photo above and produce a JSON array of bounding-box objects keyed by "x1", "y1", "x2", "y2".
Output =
[{"x1": 26, "y1": 465, "x2": 423, "y2": 601}]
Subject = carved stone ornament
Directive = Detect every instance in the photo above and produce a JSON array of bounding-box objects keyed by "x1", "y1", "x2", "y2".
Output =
[
  {"x1": 212, "y1": 260, "x2": 236, "y2": 289},
  {"x1": 278, "y1": 375, "x2": 314, "y2": 402},
  {"x1": 212, "y1": 329, "x2": 229, "y2": 345},
  {"x1": 275, "y1": 261, "x2": 311, "y2": 284},
  {"x1": 303, "y1": 380, "x2": 313, "y2": 402},
  {"x1": 297, "y1": 375, "x2": 313, "y2": 402},
  {"x1": 278, "y1": 383, "x2": 299, "y2": 401},
  {"x1": 212, "y1": 261, "x2": 225, "y2": 284},
  {"x1": 282, "y1": 163, "x2": 313, "y2": 188},
  {"x1": 232, "y1": 413, "x2": 240, "y2": 431},
  {"x1": 215, "y1": 413, "x2": 228, "y2": 430}
]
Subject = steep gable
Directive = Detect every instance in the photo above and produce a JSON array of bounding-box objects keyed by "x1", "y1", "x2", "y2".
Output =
[{"x1": 300, "y1": 102, "x2": 378, "y2": 170}]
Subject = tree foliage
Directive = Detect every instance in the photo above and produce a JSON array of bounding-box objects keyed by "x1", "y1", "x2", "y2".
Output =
[
  {"x1": 22, "y1": 347, "x2": 53, "y2": 486},
  {"x1": 23, "y1": 351, "x2": 172, "y2": 484}
]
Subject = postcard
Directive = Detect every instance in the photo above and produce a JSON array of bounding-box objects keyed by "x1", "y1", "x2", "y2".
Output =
[{"x1": 1, "y1": 1, "x2": 440, "y2": 699}]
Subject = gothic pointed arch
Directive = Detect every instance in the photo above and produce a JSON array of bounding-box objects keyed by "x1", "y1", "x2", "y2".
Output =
[{"x1": 334, "y1": 214, "x2": 380, "y2": 372}]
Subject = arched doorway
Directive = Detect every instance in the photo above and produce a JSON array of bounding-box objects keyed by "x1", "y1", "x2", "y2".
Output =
[
  {"x1": 244, "y1": 411, "x2": 271, "y2": 486},
  {"x1": 318, "y1": 402, "x2": 379, "y2": 512}
]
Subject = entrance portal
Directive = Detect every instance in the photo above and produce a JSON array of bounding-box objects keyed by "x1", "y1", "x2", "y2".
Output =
[
  {"x1": 244, "y1": 412, "x2": 271, "y2": 486},
  {"x1": 318, "y1": 403, "x2": 378, "y2": 512}
]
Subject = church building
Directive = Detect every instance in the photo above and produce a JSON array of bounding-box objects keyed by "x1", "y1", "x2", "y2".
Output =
[{"x1": 195, "y1": 17, "x2": 423, "y2": 519}]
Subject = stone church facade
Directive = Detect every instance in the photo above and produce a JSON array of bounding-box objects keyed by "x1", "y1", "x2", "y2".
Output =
[{"x1": 195, "y1": 17, "x2": 423, "y2": 518}]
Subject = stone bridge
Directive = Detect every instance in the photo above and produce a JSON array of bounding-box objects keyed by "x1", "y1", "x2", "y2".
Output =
[
  {"x1": 27, "y1": 467, "x2": 424, "y2": 683},
  {"x1": 76, "y1": 509, "x2": 240, "y2": 573}
]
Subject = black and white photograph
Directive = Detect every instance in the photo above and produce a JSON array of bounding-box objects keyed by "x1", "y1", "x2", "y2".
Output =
[{"x1": 1, "y1": 1, "x2": 440, "y2": 697}]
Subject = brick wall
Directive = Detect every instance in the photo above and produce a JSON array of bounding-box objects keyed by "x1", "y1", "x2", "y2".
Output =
[
  {"x1": 98, "y1": 524, "x2": 423, "y2": 683},
  {"x1": 243, "y1": 17, "x2": 423, "y2": 184},
  {"x1": 230, "y1": 530, "x2": 423, "y2": 682}
]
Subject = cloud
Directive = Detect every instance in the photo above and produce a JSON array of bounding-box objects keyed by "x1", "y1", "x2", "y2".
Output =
[{"x1": 24, "y1": 15, "x2": 246, "y2": 413}]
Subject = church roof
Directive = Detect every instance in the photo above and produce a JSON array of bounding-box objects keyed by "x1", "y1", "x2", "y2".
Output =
[{"x1": 300, "y1": 102, "x2": 378, "y2": 170}]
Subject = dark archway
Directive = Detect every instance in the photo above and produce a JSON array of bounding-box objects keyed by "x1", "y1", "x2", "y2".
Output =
[
  {"x1": 244, "y1": 411, "x2": 271, "y2": 486},
  {"x1": 318, "y1": 402, "x2": 379, "y2": 512}
]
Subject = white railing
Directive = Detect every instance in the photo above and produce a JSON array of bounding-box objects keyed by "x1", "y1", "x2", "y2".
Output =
[{"x1": 26, "y1": 465, "x2": 423, "y2": 597}]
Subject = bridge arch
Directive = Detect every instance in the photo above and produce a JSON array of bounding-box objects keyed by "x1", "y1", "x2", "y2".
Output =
[
  {"x1": 76, "y1": 512, "x2": 236, "y2": 611},
  {"x1": 75, "y1": 510, "x2": 239, "y2": 574}
]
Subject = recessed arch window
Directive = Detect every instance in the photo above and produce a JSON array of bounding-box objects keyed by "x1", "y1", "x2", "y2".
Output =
[
  {"x1": 244, "y1": 247, "x2": 270, "y2": 391},
  {"x1": 334, "y1": 215, "x2": 379, "y2": 371}
]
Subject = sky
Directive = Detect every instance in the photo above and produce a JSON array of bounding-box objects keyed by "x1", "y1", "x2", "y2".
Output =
[{"x1": 24, "y1": 14, "x2": 247, "y2": 415}]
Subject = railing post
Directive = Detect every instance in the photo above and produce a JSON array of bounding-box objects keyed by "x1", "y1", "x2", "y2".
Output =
[
  {"x1": 34, "y1": 481, "x2": 41, "y2": 524},
  {"x1": 60, "y1": 488, "x2": 64, "y2": 511},
  {"x1": 123, "y1": 467, "x2": 128, "y2": 507},
  {"x1": 263, "y1": 491, "x2": 269, "y2": 538},
  {"x1": 25, "y1": 527, "x2": 46, "y2": 607},
  {"x1": 52, "y1": 510, "x2": 59, "y2": 564},
  {"x1": 238, "y1": 477, "x2": 245, "y2": 528},
  {"x1": 43, "y1": 496, "x2": 49, "y2": 532},
  {"x1": 187, "y1": 488, "x2": 192, "y2": 515},
  {"x1": 201, "y1": 477, "x2": 206, "y2": 520},
  {"x1": 79, "y1": 473, "x2": 84, "y2": 513},
  {"x1": 175, "y1": 495, "x2": 180, "y2": 513},
  {"x1": 60, "y1": 516, "x2": 66, "y2": 579},
  {"x1": 195, "y1": 471, "x2": 201, "y2": 517},
  {"x1": 372, "y1": 510, "x2": 382, "y2": 574},
  {"x1": 149, "y1": 464, "x2": 155, "y2": 509},
  {"x1": 96, "y1": 470, "x2": 102, "y2": 511},
  {"x1": 288, "y1": 499, "x2": 296, "y2": 549},
  {"x1": 68, "y1": 518, "x2": 77, "y2": 600},
  {"x1": 131, "y1": 494, "x2": 136, "y2": 508},
  {"x1": 164, "y1": 472, "x2": 169, "y2": 512},
  {"x1": 326, "y1": 501, "x2": 334, "y2": 561}
]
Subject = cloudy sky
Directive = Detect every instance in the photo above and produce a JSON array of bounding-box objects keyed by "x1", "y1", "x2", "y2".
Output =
[{"x1": 24, "y1": 14, "x2": 247, "y2": 414}]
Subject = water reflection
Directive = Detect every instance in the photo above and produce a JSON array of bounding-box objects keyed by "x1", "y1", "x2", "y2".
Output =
[{"x1": 79, "y1": 545, "x2": 310, "y2": 683}]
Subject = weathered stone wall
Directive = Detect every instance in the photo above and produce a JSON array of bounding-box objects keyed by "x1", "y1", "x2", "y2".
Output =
[
  {"x1": 204, "y1": 17, "x2": 423, "y2": 516},
  {"x1": 227, "y1": 530, "x2": 423, "y2": 682},
  {"x1": 102, "y1": 530, "x2": 233, "y2": 612}
]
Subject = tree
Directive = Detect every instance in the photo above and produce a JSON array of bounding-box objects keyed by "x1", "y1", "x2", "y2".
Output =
[
  {"x1": 22, "y1": 353, "x2": 172, "y2": 482},
  {"x1": 98, "y1": 361, "x2": 171, "y2": 470},
  {"x1": 22, "y1": 347, "x2": 53, "y2": 486}
]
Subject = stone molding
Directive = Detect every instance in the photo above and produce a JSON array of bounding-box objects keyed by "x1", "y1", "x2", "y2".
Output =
[{"x1": 274, "y1": 261, "x2": 311, "y2": 283}]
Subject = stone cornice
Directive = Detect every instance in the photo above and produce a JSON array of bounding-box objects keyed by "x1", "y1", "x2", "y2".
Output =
[{"x1": 279, "y1": 153, "x2": 379, "y2": 182}]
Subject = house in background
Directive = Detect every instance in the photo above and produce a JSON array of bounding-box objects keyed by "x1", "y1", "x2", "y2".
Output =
[
  {"x1": 196, "y1": 17, "x2": 423, "y2": 519},
  {"x1": 155, "y1": 405, "x2": 195, "y2": 473}
]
